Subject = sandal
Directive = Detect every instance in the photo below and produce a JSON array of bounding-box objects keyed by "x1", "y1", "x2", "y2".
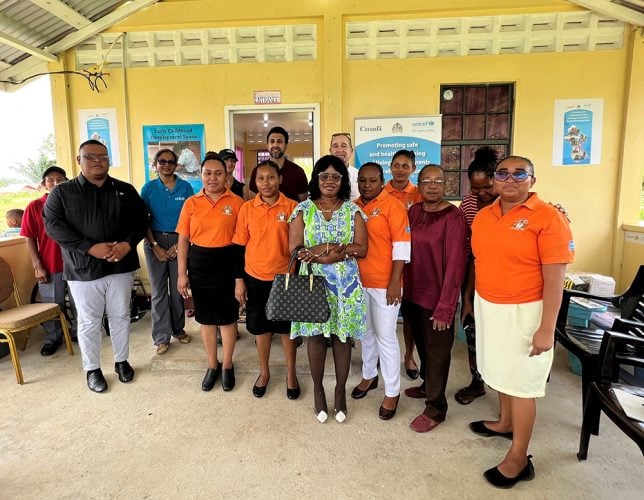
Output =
[{"x1": 454, "y1": 384, "x2": 486, "y2": 405}]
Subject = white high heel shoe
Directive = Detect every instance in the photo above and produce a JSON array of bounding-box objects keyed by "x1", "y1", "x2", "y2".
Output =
[
  {"x1": 316, "y1": 410, "x2": 328, "y2": 423},
  {"x1": 334, "y1": 410, "x2": 346, "y2": 423}
]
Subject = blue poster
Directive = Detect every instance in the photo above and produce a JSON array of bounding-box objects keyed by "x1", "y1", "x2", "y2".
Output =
[
  {"x1": 143, "y1": 124, "x2": 206, "y2": 192},
  {"x1": 86, "y1": 117, "x2": 113, "y2": 161},
  {"x1": 562, "y1": 110, "x2": 592, "y2": 165},
  {"x1": 354, "y1": 116, "x2": 441, "y2": 184}
]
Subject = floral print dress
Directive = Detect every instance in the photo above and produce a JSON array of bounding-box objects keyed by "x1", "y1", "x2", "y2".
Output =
[{"x1": 288, "y1": 199, "x2": 366, "y2": 342}]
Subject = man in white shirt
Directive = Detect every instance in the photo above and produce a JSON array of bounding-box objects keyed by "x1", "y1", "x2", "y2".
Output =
[{"x1": 329, "y1": 132, "x2": 359, "y2": 200}]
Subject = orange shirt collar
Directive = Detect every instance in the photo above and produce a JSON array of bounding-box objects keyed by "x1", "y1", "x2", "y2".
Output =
[
  {"x1": 195, "y1": 187, "x2": 235, "y2": 202},
  {"x1": 252, "y1": 191, "x2": 289, "y2": 208},
  {"x1": 386, "y1": 180, "x2": 415, "y2": 194},
  {"x1": 491, "y1": 192, "x2": 540, "y2": 218},
  {"x1": 356, "y1": 188, "x2": 390, "y2": 209}
]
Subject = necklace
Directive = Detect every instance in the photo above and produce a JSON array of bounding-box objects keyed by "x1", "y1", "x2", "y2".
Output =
[{"x1": 317, "y1": 200, "x2": 340, "y2": 213}]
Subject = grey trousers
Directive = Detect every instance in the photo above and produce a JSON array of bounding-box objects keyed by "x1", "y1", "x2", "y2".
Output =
[
  {"x1": 39, "y1": 272, "x2": 76, "y2": 343},
  {"x1": 144, "y1": 232, "x2": 185, "y2": 345},
  {"x1": 68, "y1": 272, "x2": 134, "y2": 371}
]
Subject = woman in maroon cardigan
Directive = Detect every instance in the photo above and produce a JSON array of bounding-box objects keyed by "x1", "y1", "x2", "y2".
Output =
[{"x1": 402, "y1": 164, "x2": 467, "y2": 433}]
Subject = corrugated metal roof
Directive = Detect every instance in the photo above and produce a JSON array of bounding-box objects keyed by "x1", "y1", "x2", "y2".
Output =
[{"x1": 0, "y1": 0, "x2": 159, "y2": 89}]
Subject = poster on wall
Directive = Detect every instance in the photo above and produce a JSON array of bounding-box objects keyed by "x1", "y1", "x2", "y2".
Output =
[
  {"x1": 552, "y1": 99, "x2": 603, "y2": 166},
  {"x1": 354, "y1": 116, "x2": 441, "y2": 183},
  {"x1": 78, "y1": 108, "x2": 121, "y2": 167},
  {"x1": 142, "y1": 124, "x2": 206, "y2": 193}
]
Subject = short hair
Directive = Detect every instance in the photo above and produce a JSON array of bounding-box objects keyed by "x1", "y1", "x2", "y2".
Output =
[
  {"x1": 201, "y1": 151, "x2": 225, "y2": 170},
  {"x1": 153, "y1": 148, "x2": 177, "y2": 165},
  {"x1": 267, "y1": 126, "x2": 289, "y2": 144},
  {"x1": 255, "y1": 160, "x2": 281, "y2": 176},
  {"x1": 391, "y1": 149, "x2": 416, "y2": 165},
  {"x1": 42, "y1": 166, "x2": 67, "y2": 182},
  {"x1": 467, "y1": 147, "x2": 498, "y2": 179},
  {"x1": 308, "y1": 155, "x2": 351, "y2": 201},
  {"x1": 417, "y1": 164, "x2": 444, "y2": 179},
  {"x1": 6, "y1": 208, "x2": 24, "y2": 220},
  {"x1": 358, "y1": 162, "x2": 384, "y2": 182},
  {"x1": 78, "y1": 139, "x2": 107, "y2": 152},
  {"x1": 498, "y1": 155, "x2": 535, "y2": 175},
  {"x1": 330, "y1": 132, "x2": 353, "y2": 149}
]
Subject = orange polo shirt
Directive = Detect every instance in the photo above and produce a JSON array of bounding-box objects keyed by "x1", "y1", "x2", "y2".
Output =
[
  {"x1": 355, "y1": 190, "x2": 411, "y2": 289},
  {"x1": 232, "y1": 193, "x2": 297, "y2": 281},
  {"x1": 384, "y1": 180, "x2": 422, "y2": 210},
  {"x1": 176, "y1": 189, "x2": 244, "y2": 247},
  {"x1": 472, "y1": 193, "x2": 574, "y2": 304}
]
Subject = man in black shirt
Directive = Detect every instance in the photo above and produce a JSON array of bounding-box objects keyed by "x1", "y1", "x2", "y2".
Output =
[{"x1": 44, "y1": 140, "x2": 148, "y2": 393}]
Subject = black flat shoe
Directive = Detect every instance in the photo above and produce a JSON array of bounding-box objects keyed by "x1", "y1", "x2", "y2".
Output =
[
  {"x1": 286, "y1": 379, "x2": 301, "y2": 400},
  {"x1": 221, "y1": 365, "x2": 235, "y2": 391},
  {"x1": 253, "y1": 376, "x2": 268, "y2": 398},
  {"x1": 87, "y1": 369, "x2": 108, "y2": 393},
  {"x1": 41, "y1": 339, "x2": 62, "y2": 356},
  {"x1": 405, "y1": 367, "x2": 419, "y2": 380},
  {"x1": 469, "y1": 420, "x2": 513, "y2": 440},
  {"x1": 484, "y1": 456, "x2": 535, "y2": 488},
  {"x1": 350, "y1": 376, "x2": 379, "y2": 399},
  {"x1": 114, "y1": 360, "x2": 134, "y2": 383},
  {"x1": 378, "y1": 395, "x2": 400, "y2": 421},
  {"x1": 202, "y1": 363, "x2": 220, "y2": 391}
]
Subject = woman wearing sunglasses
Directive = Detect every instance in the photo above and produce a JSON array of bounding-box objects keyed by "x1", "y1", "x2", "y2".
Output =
[
  {"x1": 141, "y1": 149, "x2": 194, "y2": 354},
  {"x1": 470, "y1": 156, "x2": 574, "y2": 488},
  {"x1": 289, "y1": 155, "x2": 368, "y2": 424}
]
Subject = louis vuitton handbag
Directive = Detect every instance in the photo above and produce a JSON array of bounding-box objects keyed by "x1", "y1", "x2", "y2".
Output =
[{"x1": 266, "y1": 246, "x2": 330, "y2": 323}]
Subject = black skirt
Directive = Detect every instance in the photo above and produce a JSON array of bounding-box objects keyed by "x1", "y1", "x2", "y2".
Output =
[
  {"x1": 188, "y1": 244, "x2": 240, "y2": 326},
  {"x1": 244, "y1": 273, "x2": 291, "y2": 335}
]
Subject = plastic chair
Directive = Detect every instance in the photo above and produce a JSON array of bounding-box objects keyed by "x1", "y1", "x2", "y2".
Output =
[
  {"x1": 577, "y1": 331, "x2": 644, "y2": 460},
  {"x1": 555, "y1": 266, "x2": 644, "y2": 418},
  {"x1": 0, "y1": 257, "x2": 74, "y2": 384}
]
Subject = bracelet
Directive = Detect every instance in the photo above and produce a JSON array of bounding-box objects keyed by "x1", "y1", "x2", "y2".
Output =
[{"x1": 326, "y1": 242, "x2": 329, "y2": 254}]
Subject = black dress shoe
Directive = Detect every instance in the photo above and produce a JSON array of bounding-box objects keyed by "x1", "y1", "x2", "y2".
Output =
[
  {"x1": 115, "y1": 361, "x2": 135, "y2": 383},
  {"x1": 406, "y1": 367, "x2": 420, "y2": 380},
  {"x1": 221, "y1": 365, "x2": 235, "y2": 391},
  {"x1": 287, "y1": 380, "x2": 301, "y2": 400},
  {"x1": 469, "y1": 420, "x2": 513, "y2": 440},
  {"x1": 484, "y1": 455, "x2": 535, "y2": 488},
  {"x1": 350, "y1": 376, "x2": 379, "y2": 399},
  {"x1": 378, "y1": 395, "x2": 400, "y2": 420},
  {"x1": 252, "y1": 376, "x2": 268, "y2": 398},
  {"x1": 202, "y1": 364, "x2": 220, "y2": 391},
  {"x1": 87, "y1": 369, "x2": 108, "y2": 393},
  {"x1": 41, "y1": 339, "x2": 62, "y2": 356}
]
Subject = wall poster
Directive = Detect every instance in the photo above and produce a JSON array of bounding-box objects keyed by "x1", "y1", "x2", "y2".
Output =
[
  {"x1": 354, "y1": 116, "x2": 442, "y2": 184},
  {"x1": 78, "y1": 108, "x2": 121, "y2": 167},
  {"x1": 552, "y1": 99, "x2": 603, "y2": 166},
  {"x1": 142, "y1": 124, "x2": 206, "y2": 193}
]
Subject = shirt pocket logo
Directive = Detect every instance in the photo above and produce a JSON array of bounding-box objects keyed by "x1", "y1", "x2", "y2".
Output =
[
  {"x1": 223, "y1": 205, "x2": 233, "y2": 215},
  {"x1": 511, "y1": 218, "x2": 529, "y2": 231}
]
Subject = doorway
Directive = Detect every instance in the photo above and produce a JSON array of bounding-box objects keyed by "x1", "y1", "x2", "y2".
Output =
[{"x1": 224, "y1": 104, "x2": 320, "y2": 182}]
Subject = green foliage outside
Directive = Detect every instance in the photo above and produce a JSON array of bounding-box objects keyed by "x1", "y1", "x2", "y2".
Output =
[
  {"x1": 10, "y1": 133, "x2": 57, "y2": 184},
  {"x1": 0, "y1": 191, "x2": 41, "y2": 233}
]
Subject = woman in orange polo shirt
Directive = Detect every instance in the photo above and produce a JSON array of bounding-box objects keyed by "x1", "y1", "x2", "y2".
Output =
[
  {"x1": 176, "y1": 152, "x2": 245, "y2": 393},
  {"x1": 384, "y1": 149, "x2": 422, "y2": 381},
  {"x1": 233, "y1": 160, "x2": 300, "y2": 399},
  {"x1": 351, "y1": 162, "x2": 410, "y2": 420},
  {"x1": 471, "y1": 156, "x2": 574, "y2": 488}
]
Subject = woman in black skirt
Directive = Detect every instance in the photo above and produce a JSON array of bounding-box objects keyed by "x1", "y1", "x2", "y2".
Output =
[{"x1": 176, "y1": 152, "x2": 245, "y2": 391}]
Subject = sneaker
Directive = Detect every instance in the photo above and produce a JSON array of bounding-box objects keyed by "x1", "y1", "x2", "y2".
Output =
[
  {"x1": 174, "y1": 332, "x2": 191, "y2": 344},
  {"x1": 156, "y1": 343, "x2": 169, "y2": 355}
]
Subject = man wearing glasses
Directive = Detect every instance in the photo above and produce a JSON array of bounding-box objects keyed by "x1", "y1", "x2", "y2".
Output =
[
  {"x1": 44, "y1": 140, "x2": 148, "y2": 393},
  {"x1": 329, "y1": 132, "x2": 359, "y2": 200},
  {"x1": 248, "y1": 126, "x2": 308, "y2": 202}
]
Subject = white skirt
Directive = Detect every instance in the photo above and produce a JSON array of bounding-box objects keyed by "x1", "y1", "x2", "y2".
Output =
[{"x1": 474, "y1": 293, "x2": 553, "y2": 398}]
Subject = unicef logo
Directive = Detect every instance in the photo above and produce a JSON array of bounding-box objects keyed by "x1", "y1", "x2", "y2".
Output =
[{"x1": 392, "y1": 123, "x2": 403, "y2": 133}]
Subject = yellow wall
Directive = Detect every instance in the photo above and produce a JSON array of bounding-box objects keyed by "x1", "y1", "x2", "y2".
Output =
[{"x1": 49, "y1": 0, "x2": 643, "y2": 282}]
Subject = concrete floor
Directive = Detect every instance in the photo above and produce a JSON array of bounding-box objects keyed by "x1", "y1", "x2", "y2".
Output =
[{"x1": 1, "y1": 315, "x2": 642, "y2": 499}]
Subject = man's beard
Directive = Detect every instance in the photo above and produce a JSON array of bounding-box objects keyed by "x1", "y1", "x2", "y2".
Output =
[{"x1": 269, "y1": 148, "x2": 284, "y2": 160}]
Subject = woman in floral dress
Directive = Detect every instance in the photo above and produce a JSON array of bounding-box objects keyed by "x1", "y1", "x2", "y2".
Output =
[{"x1": 289, "y1": 155, "x2": 367, "y2": 424}]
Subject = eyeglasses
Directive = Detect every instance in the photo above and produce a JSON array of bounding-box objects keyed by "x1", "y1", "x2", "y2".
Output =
[
  {"x1": 157, "y1": 159, "x2": 177, "y2": 166},
  {"x1": 419, "y1": 179, "x2": 445, "y2": 186},
  {"x1": 494, "y1": 170, "x2": 532, "y2": 183},
  {"x1": 82, "y1": 154, "x2": 109, "y2": 162},
  {"x1": 319, "y1": 173, "x2": 343, "y2": 182}
]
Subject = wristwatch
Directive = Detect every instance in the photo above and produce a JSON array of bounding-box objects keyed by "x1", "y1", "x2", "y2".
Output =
[{"x1": 148, "y1": 241, "x2": 158, "y2": 248}]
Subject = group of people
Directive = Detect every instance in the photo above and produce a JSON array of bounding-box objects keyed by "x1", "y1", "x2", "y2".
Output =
[{"x1": 23, "y1": 123, "x2": 574, "y2": 489}]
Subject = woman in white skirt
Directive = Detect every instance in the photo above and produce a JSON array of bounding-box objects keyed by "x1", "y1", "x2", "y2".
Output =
[{"x1": 471, "y1": 156, "x2": 574, "y2": 488}]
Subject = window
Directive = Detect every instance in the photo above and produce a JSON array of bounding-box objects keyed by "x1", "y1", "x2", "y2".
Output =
[{"x1": 440, "y1": 83, "x2": 514, "y2": 199}]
